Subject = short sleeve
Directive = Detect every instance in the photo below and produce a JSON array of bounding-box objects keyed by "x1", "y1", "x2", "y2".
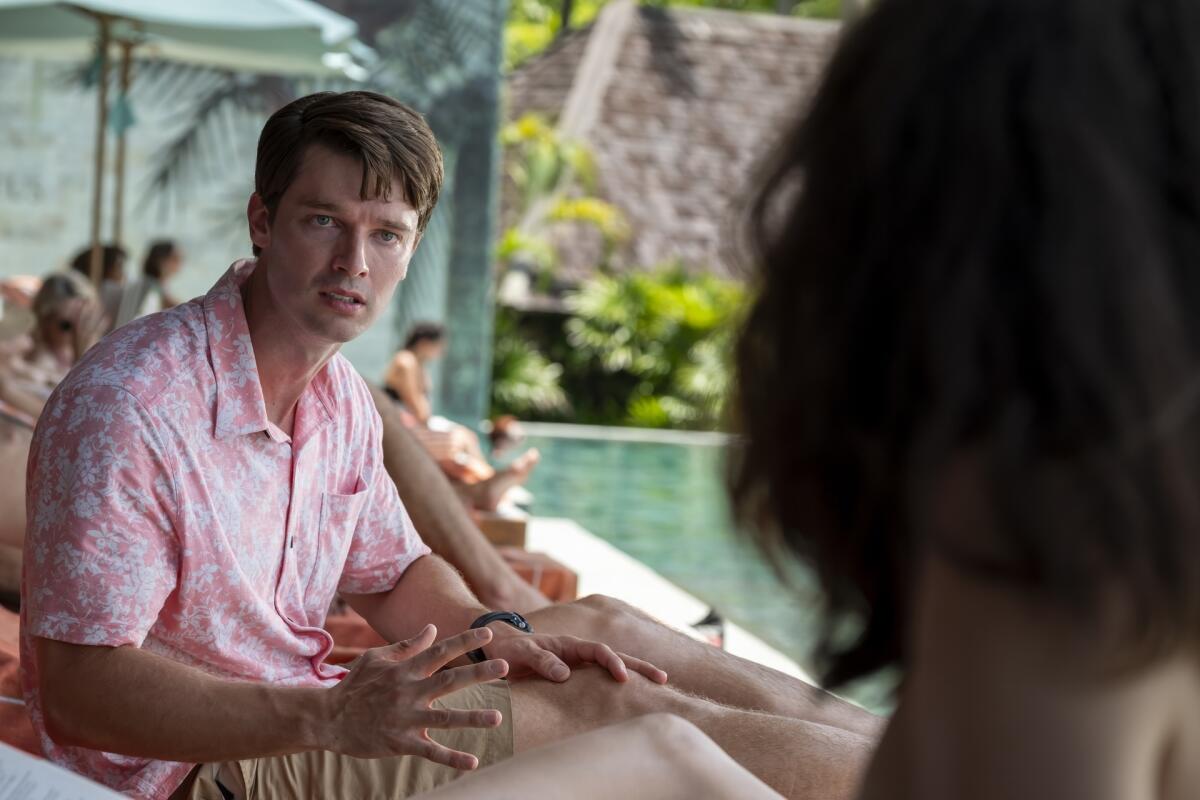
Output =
[
  {"x1": 23, "y1": 383, "x2": 180, "y2": 647},
  {"x1": 337, "y1": 406, "x2": 431, "y2": 595}
]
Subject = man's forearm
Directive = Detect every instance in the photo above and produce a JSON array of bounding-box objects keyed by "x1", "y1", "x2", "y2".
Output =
[
  {"x1": 36, "y1": 637, "x2": 332, "y2": 763},
  {"x1": 343, "y1": 554, "x2": 486, "y2": 647}
]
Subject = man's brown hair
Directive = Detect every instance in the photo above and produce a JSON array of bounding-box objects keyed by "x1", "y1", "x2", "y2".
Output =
[{"x1": 253, "y1": 91, "x2": 443, "y2": 254}]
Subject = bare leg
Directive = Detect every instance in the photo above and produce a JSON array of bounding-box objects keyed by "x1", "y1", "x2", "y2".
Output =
[
  {"x1": 0, "y1": 416, "x2": 29, "y2": 551},
  {"x1": 420, "y1": 714, "x2": 782, "y2": 800},
  {"x1": 369, "y1": 383, "x2": 549, "y2": 613},
  {"x1": 0, "y1": 545, "x2": 19, "y2": 599},
  {"x1": 509, "y1": 668, "x2": 874, "y2": 800},
  {"x1": 472, "y1": 449, "x2": 540, "y2": 512},
  {"x1": 527, "y1": 595, "x2": 883, "y2": 737}
]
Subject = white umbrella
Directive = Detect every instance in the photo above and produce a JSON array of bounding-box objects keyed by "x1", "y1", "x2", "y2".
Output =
[
  {"x1": 0, "y1": 0, "x2": 361, "y2": 75},
  {"x1": 0, "y1": 0, "x2": 368, "y2": 282}
]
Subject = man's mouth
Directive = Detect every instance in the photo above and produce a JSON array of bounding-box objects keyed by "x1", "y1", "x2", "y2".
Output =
[{"x1": 321, "y1": 290, "x2": 365, "y2": 306}]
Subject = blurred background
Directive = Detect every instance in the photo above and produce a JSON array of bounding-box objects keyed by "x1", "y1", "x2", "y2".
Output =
[{"x1": 0, "y1": 0, "x2": 889, "y2": 708}]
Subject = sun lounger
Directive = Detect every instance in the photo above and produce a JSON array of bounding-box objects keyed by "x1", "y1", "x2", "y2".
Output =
[
  {"x1": 475, "y1": 508, "x2": 529, "y2": 548},
  {"x1": 0, "y1": 741, "x2": 124, "y2": 797},
  {"x1": 0, "y1": 607, "x2": 37, "y2": 756},
  {"x1": 497, "y1": 547, "x2": 578, "y2": 603}
]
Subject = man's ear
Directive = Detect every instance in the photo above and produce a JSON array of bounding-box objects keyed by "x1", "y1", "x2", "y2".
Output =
[{"x1": 247, "y1": 193, "x2": 271, "y2": 252}]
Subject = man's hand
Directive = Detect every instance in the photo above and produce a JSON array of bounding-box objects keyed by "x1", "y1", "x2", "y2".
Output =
[
  {"x1": 485, "y1": 628, "x2": 669, "y2": 685},
  {"x1": 323, "y1": 625, "x2": 508, "y2": 770}
]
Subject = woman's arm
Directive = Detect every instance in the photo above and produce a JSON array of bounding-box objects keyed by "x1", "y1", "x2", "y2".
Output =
[{"x1": 384, "y1": 351, "x2": 432, "y2": 423}]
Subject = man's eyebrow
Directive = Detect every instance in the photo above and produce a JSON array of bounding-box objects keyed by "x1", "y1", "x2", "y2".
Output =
[
  {"x1": 297, "y1": 199, "x2": 342, "y2": 212},
  {"x1": 297, "y1": 199, "x2": 415, "y2": 232},
  {"x1": 377, "y1": 216, "x2": 416, "y2": 233}
]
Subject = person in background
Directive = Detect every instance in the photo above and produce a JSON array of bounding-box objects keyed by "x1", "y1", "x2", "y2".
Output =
[
  {"x1": 69, "y1": 244, "x2": 126, "y2": 330},
  {"x1": 115, "y1": 240, "x2": 184, "y2": 328},
  {"x1": 0, "y1": 302, "x2": 36, "y2": 591},
  {"x1": 485, "y1": 415, "x2": 525, "y2": 461},
  {"x1": 729, "y1": 0, "x2": 1200, "y2": 797},
  {"x1": 384, "y1": 321, "x2": 445, "y2": 423},
  {"x1": 9, "y1": 271, "x2": 105, "y2": 408},
  {"x1": 0, "y1": 271, "x2": 103, "y2": 591},
  {"x1": 383, "y1": 323, "x2": 541, "y2": 511}
]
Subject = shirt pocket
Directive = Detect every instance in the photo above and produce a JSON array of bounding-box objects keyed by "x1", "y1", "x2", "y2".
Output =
[{"x1": 307, "y1": 484, "x2": 369, "y2": 604}]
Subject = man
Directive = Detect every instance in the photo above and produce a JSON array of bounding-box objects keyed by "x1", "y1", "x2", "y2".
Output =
[{"x1": 21, "y1": 91, "x2": 872, "y2": 800}]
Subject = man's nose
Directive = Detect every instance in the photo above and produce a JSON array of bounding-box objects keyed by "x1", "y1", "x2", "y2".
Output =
[{"x1": 333, "y1": 230, "x2": 369, "y2": 277}]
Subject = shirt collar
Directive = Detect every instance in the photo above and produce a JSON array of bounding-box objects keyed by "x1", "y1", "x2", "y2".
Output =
[
  {"x1": 202, "y1": 260, "x2": 340, "y2": 444},
  {"x1": 204, "y1": 260, "x2": 271, "y2": 440}
]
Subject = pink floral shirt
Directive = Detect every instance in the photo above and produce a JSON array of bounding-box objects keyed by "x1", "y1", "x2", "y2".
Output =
[{"x1": 20, "y1": 260, "x2": 430, "y2": 799}]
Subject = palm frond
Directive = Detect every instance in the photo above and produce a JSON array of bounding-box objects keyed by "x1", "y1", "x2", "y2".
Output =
[{"x1": 138, "y1": 75, "x2": 293, "y2": 214}]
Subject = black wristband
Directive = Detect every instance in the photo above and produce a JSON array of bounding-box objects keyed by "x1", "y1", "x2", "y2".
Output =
[{"x1": 467, "y1": 611, "x2": 532, "y2": 663}]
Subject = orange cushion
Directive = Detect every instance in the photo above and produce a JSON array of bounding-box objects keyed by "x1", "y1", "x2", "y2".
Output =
[
  {"x1": 0, "y1": 606, "x2": 39, "y2": 755},
  {"x1": 497, "y1": 548, "x2": 578, "y2": 603},
  {"x1": 323, "y1": 607, "x2": 386, "y2": 665}
]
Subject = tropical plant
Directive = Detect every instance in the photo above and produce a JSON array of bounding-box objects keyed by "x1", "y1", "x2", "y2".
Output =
[
  {"x1": 498, "y1": 113, "x2": 629, "y2": 287},
  {"x1": 560, "y1": 267, "x2": 745, "y2": 429},
  {"x1": 490, "y1": 307, "x2": 570, "y2": 417},
  {"x1": 501, "y1": 113, "x2": 598, "y2": 217},
  {"x1": 505, "y1": 0, "x2": 606, "y2": 71},
  {"x1": 504, "y1": 0, "x2": 845, "y2": 72}
]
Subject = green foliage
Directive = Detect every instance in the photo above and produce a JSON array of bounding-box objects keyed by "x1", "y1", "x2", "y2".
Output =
[
  {"x1": 792, "y1": 0, "x2": 842, "y2": 18},
  {"x1": 499, "y1": 113, "x2": 628, "y2": 283},
  {"x1": 497, "y1": 228, "x2": 556, "y2": 271},
  {"x1": 563, "y1": 268, "x2": 744, "y2": 429},
  {"x1": 492, "y1": 336, "x2": 572, "y2": 416},
  {"x1": 490, "y1": 307, "x2": 571, "y2": 418},
  {"x1": 648, "y1": 0, "x2": 791, "y2": 11},
  {"x1": 501, "y1": 114, "x2": 598, "y2": 215},
  {"x1": 548, "y1": 197, "x2": 629, "y2": 243},
  {"x1": 505, "y1": 0, "x2": 606, "y2": 71},
  {"x1": 491, "y1": 268, "x2": 744, "y2": 430},
  {"x1": 504, "y1": 0, "x2": 843, "y2": 72}
]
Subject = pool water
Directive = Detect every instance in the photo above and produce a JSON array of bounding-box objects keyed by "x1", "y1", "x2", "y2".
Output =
[{"x1": 519, "y1": 427, "x2": 895, "y2": 712}]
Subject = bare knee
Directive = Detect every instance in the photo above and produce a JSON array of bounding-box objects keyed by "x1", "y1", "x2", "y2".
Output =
[
  {"x1": 528, "y1": 594, "x2": 635, "y2": 639},
  {"x1": 568, "y1": 594, "x2": 649, "y2": 639},
  {"x1": 575, "y1": 593, "x2": 633, "y2": 616},
  {"x1": 510, "y1": 667, "x2": 679, "y2": 752}
]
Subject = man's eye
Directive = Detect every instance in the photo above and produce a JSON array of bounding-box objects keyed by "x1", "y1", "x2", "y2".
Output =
[
  {"x1": 313, "y1": 215, "x2": 333, "y2": 226},
  {"x1": 379, "y1": 231, "x2": 398, "y2": 243}
]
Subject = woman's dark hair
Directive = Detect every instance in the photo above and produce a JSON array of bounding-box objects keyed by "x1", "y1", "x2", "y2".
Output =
[
  {"x1": 731, "y1": 0, "x2": 1200, "y2": 689},
  {"x1": 142, "y1": 240, "x2": 178, "y2": 280},
  {"x1": 69, "y1": 244, "x2": 127, "y2": 282},
  {"x1": 404, "y1": 322, "x2": 446, "y2": 350}
]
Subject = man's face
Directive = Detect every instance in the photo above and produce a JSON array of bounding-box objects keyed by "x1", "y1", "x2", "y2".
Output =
[{"x1": 247, "y1": 144, "x2": 420, "y2": 347}]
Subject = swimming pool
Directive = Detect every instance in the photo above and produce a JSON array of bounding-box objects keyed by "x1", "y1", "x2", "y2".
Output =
[{"x1": 518, "y1": 424, "x2": 894, "y2": 712}]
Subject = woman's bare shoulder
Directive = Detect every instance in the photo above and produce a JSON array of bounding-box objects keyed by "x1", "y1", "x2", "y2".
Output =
[{"x1": 862, "y1": 556, "x2": 1200, "y2": 800}]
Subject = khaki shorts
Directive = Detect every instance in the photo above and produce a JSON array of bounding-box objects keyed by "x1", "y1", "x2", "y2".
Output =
[{"x1": 180, "y1": 681, "x2": 513, "y2": 800}]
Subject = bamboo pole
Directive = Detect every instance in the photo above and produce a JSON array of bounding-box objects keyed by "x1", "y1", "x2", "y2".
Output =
[
  {"x1": 89, "y1": 16, "x2": 112, "y2": 287},
  {"x1": 112, "y1": 39, "x2": 133, "y2": 247}
]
